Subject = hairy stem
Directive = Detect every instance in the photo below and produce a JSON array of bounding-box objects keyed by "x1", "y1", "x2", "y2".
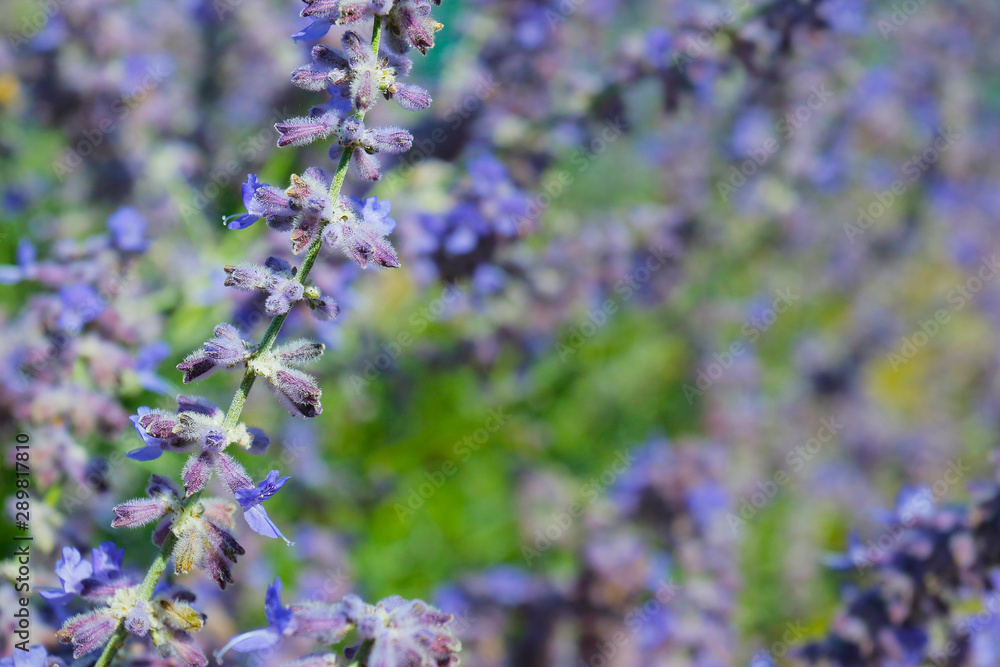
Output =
[{"x1": 95, "y1": 17, "x2": 386, "y2": 667}]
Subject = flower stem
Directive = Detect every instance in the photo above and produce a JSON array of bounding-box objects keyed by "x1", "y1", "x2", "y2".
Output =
[{"x1": 95, "y1": 17, "x2": 386, "y2": 667}]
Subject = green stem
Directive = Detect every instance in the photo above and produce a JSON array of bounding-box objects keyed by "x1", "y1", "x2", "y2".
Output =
[
  {"x1": 94, "y1": 17, "x2": 386, "y2": 667},
  {"x1": 351, "y1": 638, "x2": 375, "y2": 667}
]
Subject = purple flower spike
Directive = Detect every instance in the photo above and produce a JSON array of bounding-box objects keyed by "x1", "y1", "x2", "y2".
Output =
[
  {"x1": 385, "y1": 0, "x2": 443, "y2": 54},
  {"x1": 215, "y1": 578, "x2": 291, "y2": 661},
  {"x1": 38, "y1": 547, "x2": 93, "y2": 606},
  {"x1": 236, "y1": 470, "x2": 294, "y2": 544}
]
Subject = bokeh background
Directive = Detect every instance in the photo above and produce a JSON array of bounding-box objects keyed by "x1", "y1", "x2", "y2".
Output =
[{"x1": 2, "y1": 0, "x2": 1000, "y2": 665}]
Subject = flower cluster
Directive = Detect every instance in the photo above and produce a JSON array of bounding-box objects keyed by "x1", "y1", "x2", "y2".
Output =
[
  {"x1": 409, "y1": 154, "x2": 528, "y2": 293},
  {"x1": 31, "y1": 0, "x2": 449, "y2": 664},
  {"x1": 799, "y1": 484, "x2": 1000, "y2": 665},
  {"x1": 217, "y1": 578, "x2": 461, "y2": 667},
  {"x1": 436, "y1": 438, "x2": 735, "y2": 666},
  {"x1": 295, "y1": 0, "x2": 443, "y2": 54},
  {"x1": 42, "y1": 543, "x2": 208, "y2": 665},
  {"x1": 224, "y1": 256, "x2": 338, "y2": 319},
  {"x1": 0, "y1": 210, "x2": 168, "y2": 535}
]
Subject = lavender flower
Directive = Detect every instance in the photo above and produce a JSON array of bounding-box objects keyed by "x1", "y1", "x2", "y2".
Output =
[
  {"x1": 215, "y1": 577, "x2": 293, "y2": 659},
  {"x1": 347, "y1": 595, "x2": 461, "y2": 667},
  {"x1": 0, "y1": 646, "x2": 61, "y2": 667},
  {"x1": 37, "y1": 547, "x2": 94, "y2": 606},
  {"x1": 128, "y1": 396, "x2": 270, "y2": 492},
  {"x1": 225, "y1": 174, "x2": 297, "y2": 231},
  {"x1": 217, "y1": 581, "x2": 460, "y2": 667},
  {"x1": 234, "y1": 469, "x2": 294, "y2": 544}
]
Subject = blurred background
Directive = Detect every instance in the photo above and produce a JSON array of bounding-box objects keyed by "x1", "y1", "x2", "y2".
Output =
[{"x1": 2, "y1": 0, "x2": 1000, "y2": 664}]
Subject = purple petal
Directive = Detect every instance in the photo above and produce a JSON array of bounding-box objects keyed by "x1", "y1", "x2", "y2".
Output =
[
  {"x1": 265, "y1": 578, "x2": 294, "y2": 631},
  {"x1": 214, "y1": 628, "x2": 282, "y2": 661},
  {"x1": 243, "y1": 505, "x2": 294, "y2": 545},
  {"x1": 292, "y1": 19, "x2": 334, "y2": 42},
  {"x1": 227, "y1": 214, "x2": 260, "y2": 230}
]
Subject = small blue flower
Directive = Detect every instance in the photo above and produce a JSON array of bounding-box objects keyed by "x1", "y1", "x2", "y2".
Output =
[
  {"x1": 235, "y1": 470, "x2": 294, "y2": 545},
  {"x1": 37, "y1": 547, "x2": 93, "y2": 606},
  {"x1": 90, "y1": 541, "x2": 124, "y2": 580},
  {"x1": 0, "y1": 239, "x2": 36, "y2": 284},
  {"x1": 134, "y1": 342, "x2": 173, "y2": 395},
  {"x1": 56, "y1": 284, "x2": 106, "y2": 333},
  {"x1": 0, "y1": 645, "x2": 51, "y2": 667},
  {"x1": 215, "y1": 578, "x2": 291, "y2": 661},
  {"x1": 358, "y1": 196, "x2": 396, "y2": 235},
  {"x1": 107, "y1": 206, "x2": 148, "y2": 253},
  {"x1": 127, "y1": 407, "x2": 169, "y2": 461},
  {"x1": 227, "y1": 174, "x2": 264, "y2": 230}
]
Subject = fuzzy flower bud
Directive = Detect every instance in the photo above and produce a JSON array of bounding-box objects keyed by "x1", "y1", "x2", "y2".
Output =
[
  {"x1": 275, "y1": 112, "x2": 342, "y2": 148},
  {"x1": 170, "y1": 498, "x2": 245, "y2": 589}
]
